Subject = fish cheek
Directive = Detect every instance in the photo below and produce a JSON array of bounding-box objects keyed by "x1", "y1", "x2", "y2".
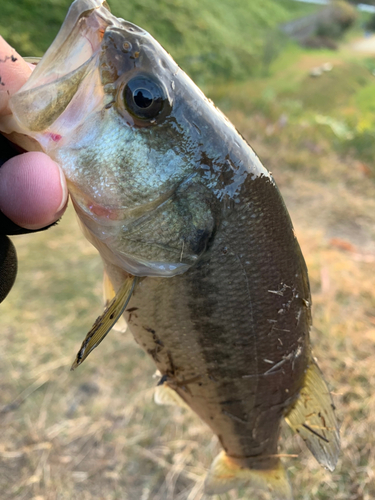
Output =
[{"x1": 121, "y1": 182, "x2": 216, "y2": 267}]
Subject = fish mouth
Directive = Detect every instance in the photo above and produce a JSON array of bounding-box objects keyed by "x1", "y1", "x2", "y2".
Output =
[{"x1": 9, "y1": 0, "x2": 116, "y2": 144}]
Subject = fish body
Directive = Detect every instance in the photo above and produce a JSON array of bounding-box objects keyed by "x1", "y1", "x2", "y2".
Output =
[{"x1": 0, "y1": 0, "x2": 340, "y2": 496}]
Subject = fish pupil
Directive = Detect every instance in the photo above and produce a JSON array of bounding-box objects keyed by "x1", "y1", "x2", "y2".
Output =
[
  {"x1": 123, "y1": 74, "x2": 166, "y2": 121},
  {"x1": 133, "y1": 88, "x2": 153, "y2": 109}
]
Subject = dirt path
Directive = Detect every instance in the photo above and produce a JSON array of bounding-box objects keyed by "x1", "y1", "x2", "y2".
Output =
[{"x1": 351, "y1": 34, "x2": 375, "y2": 54}]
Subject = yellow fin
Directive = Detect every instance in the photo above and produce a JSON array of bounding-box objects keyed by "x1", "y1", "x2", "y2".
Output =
[
  {"x1": 103, "y1": 270, "x2": 127, "y2": 332},
  {"x1": 285, "y1": 357, "x2": 340, "y2": 471},
  {"x1": 204, "y1": 451, "x2": 293, "y2": 498},
  {"x1": 154, "y1": 383, "x2": 189, "y2": 410},
  {"x1": 71, "y1": 275, "x2": 138, "y2": 370}
]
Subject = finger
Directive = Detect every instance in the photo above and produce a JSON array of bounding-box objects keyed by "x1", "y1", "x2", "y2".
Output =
[
  {"x1": 0, "y1": 36, "x2": 32, "y2": 115},
  {"x1": 0, "y1": 152, "x2": 68, "y2": 230}
]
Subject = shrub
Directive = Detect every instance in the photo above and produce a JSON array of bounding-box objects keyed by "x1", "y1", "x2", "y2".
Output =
[
  {"x1": 316, "y1": 1, "x2": 357, "y2": 39},
  {"x1": 365, "y1": 13, "x2": 375, "y2": 32}
]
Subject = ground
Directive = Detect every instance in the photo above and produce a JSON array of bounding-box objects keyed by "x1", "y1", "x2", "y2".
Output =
[{"x1": 351, "y1": 34, "x2": 375, "y2": 54}]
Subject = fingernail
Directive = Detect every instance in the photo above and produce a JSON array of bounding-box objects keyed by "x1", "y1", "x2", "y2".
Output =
[{"x1": 56, "y1": 164, "x2": 68, "y2": 213}]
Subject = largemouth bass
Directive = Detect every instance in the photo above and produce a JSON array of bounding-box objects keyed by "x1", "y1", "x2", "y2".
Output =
[{"x1": 0, "y1": 0, "x2": 340, "y2": 497}]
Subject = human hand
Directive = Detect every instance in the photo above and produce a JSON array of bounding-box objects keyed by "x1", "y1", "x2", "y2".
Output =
[
  {"x1": 0, "y1": 36, "x2": 68, "y2": 302},
  {"x1": 0, "y1": 36, "x2": 68, "y2": 230}
]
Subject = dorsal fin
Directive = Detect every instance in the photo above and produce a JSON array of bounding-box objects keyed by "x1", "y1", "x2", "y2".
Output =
[{"x1": 285, "y1": 356, "x2": 340, "y2": 471}]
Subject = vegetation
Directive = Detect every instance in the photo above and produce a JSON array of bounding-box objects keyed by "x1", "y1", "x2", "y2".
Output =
[
  {"x1": 364, "y1": 12, "x2": 375, "y2": 30},
  {"x1": 316, "y1": 1, "x2": 357, "y2": 38},
  {"x1": 0, "y1": 0, "x2": 318, "y2": 85},
  {"x1": 350, "y1": 0, "x2": 375, "y2": 5},
  {"x1": 1, "y1": 0, "x2": 375, "y2": 499}
]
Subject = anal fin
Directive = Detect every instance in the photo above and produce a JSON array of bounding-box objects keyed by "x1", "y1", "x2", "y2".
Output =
[
  {"x1": 154, "y1": 382, "x2": 189, "y2": 410},
  {"x1": 204, "y1": 451, "x2": 293, "y2": 499},
  {"x1": 285, "y1": 356, "x2": 340, "y2": 471}
]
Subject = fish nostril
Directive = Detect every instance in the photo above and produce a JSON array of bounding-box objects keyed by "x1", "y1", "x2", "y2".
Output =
[{"x1": 123, "y1": 41, "x2": 132, "y2": 52}]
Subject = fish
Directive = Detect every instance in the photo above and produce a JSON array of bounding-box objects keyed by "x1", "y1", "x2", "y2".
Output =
[{"x1": 0, "y1": 0, "x2": 340, "y2": 497}]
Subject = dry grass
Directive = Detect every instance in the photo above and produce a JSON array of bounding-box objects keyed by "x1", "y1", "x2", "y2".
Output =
[{"x1": 1, "y1": 59, "x2": 375, "y2": 500}]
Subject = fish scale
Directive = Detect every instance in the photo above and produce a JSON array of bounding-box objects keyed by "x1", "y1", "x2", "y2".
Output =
[{"x1": 106, "y1": 171, "x2": 310, "y2": 472}]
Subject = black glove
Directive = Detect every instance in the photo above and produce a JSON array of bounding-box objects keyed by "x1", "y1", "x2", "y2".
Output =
[{"x1": 0, "y1": 135, "x2": 58, "y2": 302}]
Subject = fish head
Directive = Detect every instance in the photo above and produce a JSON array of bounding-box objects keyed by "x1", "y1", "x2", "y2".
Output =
[{"x1": 5, "y1": 0, "x2": 266, "y2": 277}]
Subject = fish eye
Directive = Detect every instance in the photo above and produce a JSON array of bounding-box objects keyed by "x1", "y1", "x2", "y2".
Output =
[{"x1": 123, "y1": 75, "x2": 166, "y2": 121}]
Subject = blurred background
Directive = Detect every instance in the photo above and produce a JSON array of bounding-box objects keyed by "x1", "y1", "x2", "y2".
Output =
[{"x1": 1, "y1": 0, "x2": 375, "y2": 499}]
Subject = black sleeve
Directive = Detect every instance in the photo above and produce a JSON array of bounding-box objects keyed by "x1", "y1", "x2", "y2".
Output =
[{"x1": 0, "y1": 135, "x2": 59, "y2": 302}]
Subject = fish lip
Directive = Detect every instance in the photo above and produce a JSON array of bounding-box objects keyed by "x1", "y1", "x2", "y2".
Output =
[{"x1": 21, "y1": 0, "x2": 111, "y2": 86}]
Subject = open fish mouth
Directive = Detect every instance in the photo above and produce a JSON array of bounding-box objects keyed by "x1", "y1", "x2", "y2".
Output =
[{"x1": 8, "y1": 1, "x2": 120, "y2": 148}]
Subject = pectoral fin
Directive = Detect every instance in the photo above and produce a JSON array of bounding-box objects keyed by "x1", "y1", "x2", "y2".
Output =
[
  {"x1": 103, "y1": 270, "x2": 127, "y2": 332},
  {"x1": 204, "y1": 451, "x2": 292, "y2": 499},
  {"x1": 71, "y1": 275, "x2": 137, "y2": 370},
  {"x1": 285, "y1": 357, "x2": 340, "y2": 471}
]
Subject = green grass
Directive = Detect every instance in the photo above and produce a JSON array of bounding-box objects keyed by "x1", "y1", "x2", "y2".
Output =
[
  {"x1": 208, "y1": 39, "x2": 375, "y2": 174},
  {"x1": 1, "y1": 0, "x2": 319, "y2": 85}
]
